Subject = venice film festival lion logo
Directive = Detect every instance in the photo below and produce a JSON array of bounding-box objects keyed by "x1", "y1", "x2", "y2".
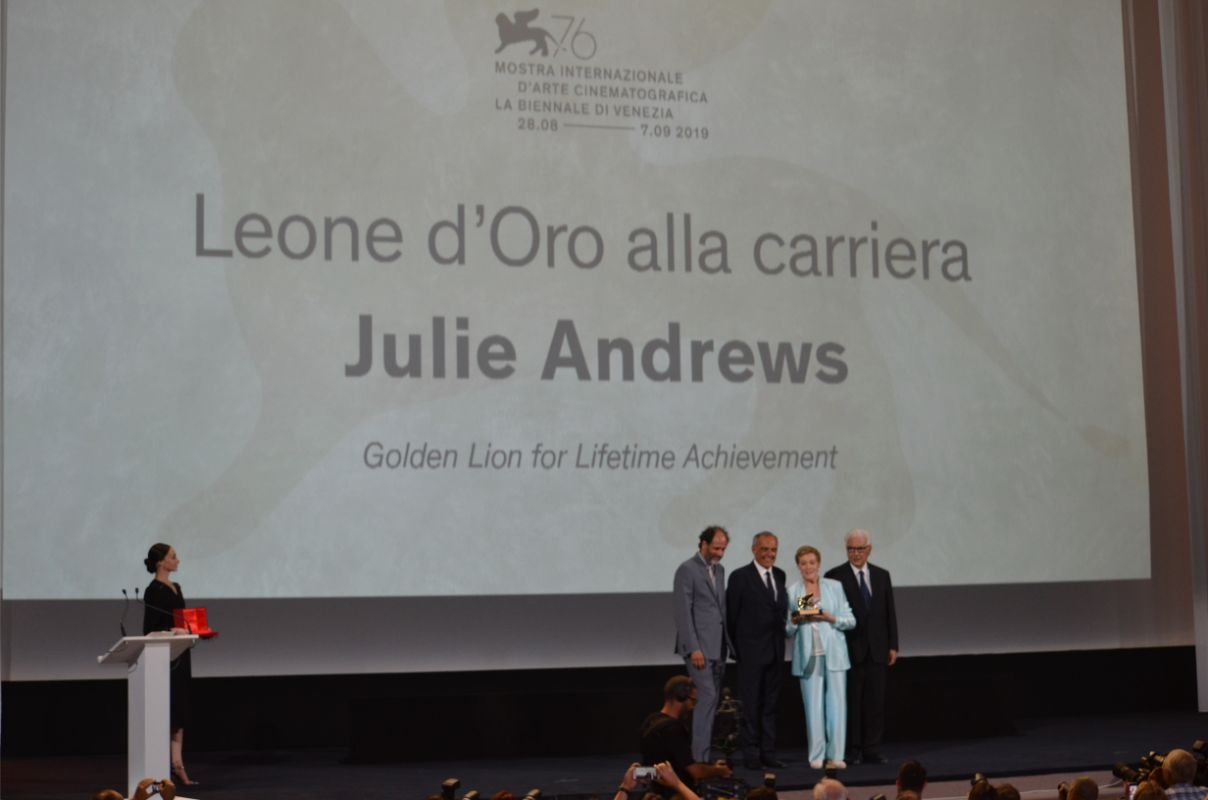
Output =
[
  {"x1": 495, "y1": 9, "x2": 556, "y2": 56},
  {"x1": 494, "y1": 9, "x2": 598, "y2": 59}
]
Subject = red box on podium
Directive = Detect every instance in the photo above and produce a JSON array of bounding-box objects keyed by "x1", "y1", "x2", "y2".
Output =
[{"x1": 173, "y1": 607, "x2": 218, "y2": 638}]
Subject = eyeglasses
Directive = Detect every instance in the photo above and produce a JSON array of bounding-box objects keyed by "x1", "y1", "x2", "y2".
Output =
[{"x1": 846, "y1": 546, "x2": 870, "y2": 552}]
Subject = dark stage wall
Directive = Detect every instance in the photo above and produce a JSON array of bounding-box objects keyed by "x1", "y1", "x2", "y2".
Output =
[{"x1": 2, "y1": 646, "x2": 1197, "y2": 762}]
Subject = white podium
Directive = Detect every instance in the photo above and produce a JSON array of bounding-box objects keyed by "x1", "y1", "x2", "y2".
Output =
[{"x1": 99, "y1": 634, "x2": 198, "y2": 798}]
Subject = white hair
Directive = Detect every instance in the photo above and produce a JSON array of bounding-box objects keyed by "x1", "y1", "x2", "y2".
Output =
[{"x1": 844, "y1": 528, "x2": 871, "y2": 546}]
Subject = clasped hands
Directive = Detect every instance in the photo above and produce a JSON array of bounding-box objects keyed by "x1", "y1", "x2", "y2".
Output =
[{"x1": 791, "y1": 610, "x2": 835, "y2": 624}]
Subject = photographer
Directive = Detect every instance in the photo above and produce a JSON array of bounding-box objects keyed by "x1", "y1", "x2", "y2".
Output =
[
  {"x1": 1162, "y1": 749, "x2": 1207, "y2": 800},
  {"x1": 616, "y1": 761, "x2": 701, "y2": 800},
  {"x1": 640, "y1": 676, "x2": 733, "y2": 798}
]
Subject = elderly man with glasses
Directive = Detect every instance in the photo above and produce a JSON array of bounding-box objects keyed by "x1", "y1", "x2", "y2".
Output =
[{"x1": 825, "y1": 528, "x2": 898, "y2": 765}]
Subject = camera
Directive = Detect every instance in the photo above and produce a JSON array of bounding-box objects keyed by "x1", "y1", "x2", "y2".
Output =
[
  {"x1": 1139, "y1": 752, "x2": 1165, "y2": 772},
  {"x1": 634, "y1": 767, "x2": 658, "y2": 783},
  {"x1": 1113, "y1": 764, "x2": 1146, "y2": 783},
  {"x1": 711, "y1": 689, "x2": 743, "y2": 758}
]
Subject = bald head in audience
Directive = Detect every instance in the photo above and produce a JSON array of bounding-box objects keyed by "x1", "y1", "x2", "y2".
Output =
[
  {"x1": 815, "y1": 778, "x2": 847, "y2": 800},
  {"x1": 1164, "y1": 749, "x2": 1197, "y2": 787}
]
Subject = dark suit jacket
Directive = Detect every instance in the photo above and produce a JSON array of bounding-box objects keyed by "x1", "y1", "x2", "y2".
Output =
[
  {"x1": 824, "y1": 562, "x2": 898, "y2": 666},
  {"x1": 726, "y1": 562, "x2": 789, "y2": 665}
]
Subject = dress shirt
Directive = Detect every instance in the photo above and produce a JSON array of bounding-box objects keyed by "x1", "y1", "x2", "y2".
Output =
[
  {"x1": 848, "y1": 563, "x2": 872, "y2": 597},
  {"x1": 757, "y1": 565, "x2": 777, "y2": 600}
]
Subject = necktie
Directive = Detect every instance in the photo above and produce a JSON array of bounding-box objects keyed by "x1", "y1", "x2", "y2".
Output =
[
  {"x1": 859, "y1": 569, "x2": 872, "y2": 609},
  {"x1": 764, "y1": 569, "x2": 774, "y2": 599},
  {"x1": 708, "y1": 563, "x2": 715, "y2": 588}
]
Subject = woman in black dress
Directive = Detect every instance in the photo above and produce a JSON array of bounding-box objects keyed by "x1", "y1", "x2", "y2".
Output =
[{"x1": 142, "y1": 542, "x2": 197, "y2": 787}]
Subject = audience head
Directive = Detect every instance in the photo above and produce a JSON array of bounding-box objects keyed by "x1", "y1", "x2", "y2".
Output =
[
  {"x1": 996, "y1": 783, "x2": 1020, "y2": 800},
  {"x1": 1164, "y1": 749, "x2": 1197, "y2": 785},
  {"x1": 897, "y1": 792, "x2": 921, "y2": 800},
  {"x1": 93, "y1": 792, "x2": 124, "y2": 800},
  {"x1": 969, "y1": 779, "x2": 996, "y2": 800},
  {"x1": 814, "y1": 778, "x2": 847, "y2": 800},
  {"x1": 1067, "y1": 777, "x2": 1098, "y2": 800},
  {"x1": 897, "y1": 760, "x2": 927, "y2": 794},
  {"x1": 748, "y1": 786, "x2": 779, "y2": 800},
  {"x1": 1131, "y1": 781, "x2": 1165, "y2": 800}
]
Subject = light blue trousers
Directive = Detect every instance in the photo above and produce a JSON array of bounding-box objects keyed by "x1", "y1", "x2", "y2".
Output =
[{"x1": 798, "y1": 655, "x2": 847, "y2": 763}]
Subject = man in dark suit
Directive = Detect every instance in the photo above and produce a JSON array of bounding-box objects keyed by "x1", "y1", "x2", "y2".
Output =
[
  {"x1": 825, "y1": 528, "x2": 898, "y2": 764},
  {"x1": 726, "y1": 531, "x2": 788, "y2": 769},
  {"x1": 673, "y1": 525, "x2": 732, "y2": 762}
]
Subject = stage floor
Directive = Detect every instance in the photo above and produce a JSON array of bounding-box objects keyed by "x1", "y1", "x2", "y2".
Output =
[{"x1": 3, "y1": 711, "x2": 1203, "y2": 800}]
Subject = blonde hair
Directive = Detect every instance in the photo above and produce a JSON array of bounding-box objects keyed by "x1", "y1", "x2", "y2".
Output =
[{"x1": 795, "y1": 545, "x2": 821, "y2": 563}]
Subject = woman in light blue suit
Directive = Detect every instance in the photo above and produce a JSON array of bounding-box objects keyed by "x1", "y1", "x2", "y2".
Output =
[{"x1": 786, "y1": 545, "x2": 856, "y2": 770}]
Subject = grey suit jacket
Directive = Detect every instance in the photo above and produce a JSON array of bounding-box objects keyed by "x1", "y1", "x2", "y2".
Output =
[{"x1": 673, "y1": 553, "x2": 731, "y2": 660}]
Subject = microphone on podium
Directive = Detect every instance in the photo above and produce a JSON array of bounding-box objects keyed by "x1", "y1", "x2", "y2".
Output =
[{"x1": 119, "y1": 589, "x2": 130, "y2": 636}]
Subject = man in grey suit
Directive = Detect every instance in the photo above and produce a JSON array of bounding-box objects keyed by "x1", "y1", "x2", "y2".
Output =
[{"x1": 673, "y1": 525, "x2": 732, "y2": 762}]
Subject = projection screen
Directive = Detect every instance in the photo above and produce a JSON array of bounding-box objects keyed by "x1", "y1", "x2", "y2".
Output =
[{"x1": 4, "y1": 1, "x2": 1148, "y2": 612}]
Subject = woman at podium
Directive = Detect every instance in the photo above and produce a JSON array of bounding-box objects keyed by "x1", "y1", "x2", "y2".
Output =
[{"x1": 142, "y1": 543, "x2": 197, "y2": 787}]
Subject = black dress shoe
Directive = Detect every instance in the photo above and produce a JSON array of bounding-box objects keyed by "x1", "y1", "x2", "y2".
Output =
[
  {"x1": 172, "y1": 765, "x2": 200, "y2": 786},
  {"x1": 761, "y1": 758, "x2": 786, "y2": 768},
  {"x1": 846, "y1": 752, "x2": 863, "y2": 765},
  {"x1": 864, "y1": 752, "x2": 888, "y2": 764}
]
